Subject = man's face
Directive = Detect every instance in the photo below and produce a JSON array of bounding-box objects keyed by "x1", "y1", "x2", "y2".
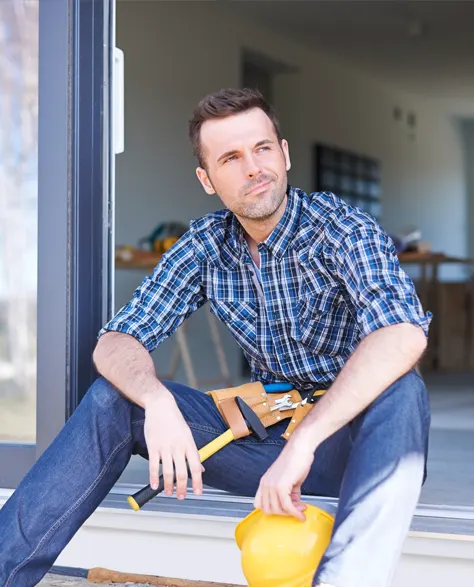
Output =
[{"x1": 196, "y1": 108, "x2": 291, "y2": 221}]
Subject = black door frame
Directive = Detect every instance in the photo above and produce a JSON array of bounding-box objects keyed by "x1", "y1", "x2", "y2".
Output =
[{"x1": 69, "y1": 0, "x2": 114, "y2": 414}]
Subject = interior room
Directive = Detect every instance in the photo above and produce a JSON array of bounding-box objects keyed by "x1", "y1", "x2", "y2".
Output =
[{"x1": 111, "y1": 0, "x2": 474, "y2": 511}]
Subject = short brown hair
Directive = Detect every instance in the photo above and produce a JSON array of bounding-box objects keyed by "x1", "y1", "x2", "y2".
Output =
[{"x1": 189, "y1": 88, "x2": 282, "y2": 168}]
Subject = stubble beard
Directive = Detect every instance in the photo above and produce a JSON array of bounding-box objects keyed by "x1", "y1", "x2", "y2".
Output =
[{"x1": 237, "y1": 175, "x2": 287, "y2": 221}]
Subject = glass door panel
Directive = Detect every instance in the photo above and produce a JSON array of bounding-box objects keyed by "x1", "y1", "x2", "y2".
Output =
[{"x1": 0, "y1": 0, "x2": 38, "y2": 445}]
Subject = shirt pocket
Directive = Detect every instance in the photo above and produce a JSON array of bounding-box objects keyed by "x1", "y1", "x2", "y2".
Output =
[
  {"x1": 291, "y1": 286, "x2": 345, "y2": 355},
  {"x1": 209, "y1": 299, "x2": 257, "y2": 324},
  {"x1": 208, "y1": 298, "x2": 258, "y2": 352}
]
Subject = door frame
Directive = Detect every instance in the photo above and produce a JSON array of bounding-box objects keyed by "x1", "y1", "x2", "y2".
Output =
[{"x1": 68, "y1": 0, "x2": 114, "y2": 412}]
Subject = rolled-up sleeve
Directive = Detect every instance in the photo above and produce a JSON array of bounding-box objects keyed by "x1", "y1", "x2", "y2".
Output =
[
  {"x1": 334, "y1": 225, "x2": 432, "y2": 338},
  {"x1": 98, "y1": 232, "x2": 206, "y2": 352}
]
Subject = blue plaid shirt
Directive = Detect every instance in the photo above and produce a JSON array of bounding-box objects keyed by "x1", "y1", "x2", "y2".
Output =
[{"x1": 100, "y1": 187, "x2": 431, "y2": 391}]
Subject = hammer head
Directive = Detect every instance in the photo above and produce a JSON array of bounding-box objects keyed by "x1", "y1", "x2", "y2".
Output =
[{"x1": 235, "y1": 396, "x2": 268, "y2": 441}]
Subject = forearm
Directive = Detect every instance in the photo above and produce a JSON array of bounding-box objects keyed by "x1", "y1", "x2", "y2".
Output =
[
  {"x1": 290, "y1": 323, "x2": 427, "y2": 452},
  {"x1": 92, "y1": 331, "x2": 173, "y2": 408}
]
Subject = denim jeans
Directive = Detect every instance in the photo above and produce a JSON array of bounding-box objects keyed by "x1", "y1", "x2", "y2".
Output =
[{"x1": 0, "y1": 370, "x2": 430, "y2": 587}]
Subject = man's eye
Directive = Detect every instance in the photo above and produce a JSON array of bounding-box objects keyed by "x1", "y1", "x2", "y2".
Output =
[
  {"x1": 225, "y1": 156, "x2": 236, "y2": 163},
  {"x1": 258, "y1": 146, "x2": 271, "y2": 152}
]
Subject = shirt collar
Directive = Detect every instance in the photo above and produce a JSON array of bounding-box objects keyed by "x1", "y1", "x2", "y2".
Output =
[
  {"x1": 264, "y1": 185, "x2": 302, "y2": 260},
  {"x1": 228, "y1": 185, "x2": 302, "y2": 262}
]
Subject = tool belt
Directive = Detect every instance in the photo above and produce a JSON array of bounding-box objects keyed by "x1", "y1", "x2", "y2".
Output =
[{"x1": 206, "y1": 382, "x2": 326, "y2": 440}]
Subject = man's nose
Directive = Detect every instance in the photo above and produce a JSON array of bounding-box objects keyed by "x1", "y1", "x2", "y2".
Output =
[{"x1": 243, "y1": 152, "x2": 262, "y2": 179}]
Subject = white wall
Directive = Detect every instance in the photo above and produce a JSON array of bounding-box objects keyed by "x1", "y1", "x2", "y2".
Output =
[{"x1": 114, "y1": 1, "x2": 468, "y2": 383}]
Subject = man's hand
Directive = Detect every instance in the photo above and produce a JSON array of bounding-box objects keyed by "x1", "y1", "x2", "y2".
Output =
[
  {"x1": 144, "y1": 392, "x2": 203, "y2": 499},
  {"x1": 254, "y1": 442, "x2": 315, "y2": 520}
]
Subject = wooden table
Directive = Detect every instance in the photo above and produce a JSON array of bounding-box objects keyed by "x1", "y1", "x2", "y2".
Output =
[
  {"x1": 115, "y1": 249, "x2": 162, "y2": 270},
  {"x1": 398, "y1": 252, "x2": 474, "y2": 371},
  {"x1": 398, "y1": 251, "x2": 473, "y2": 302}
]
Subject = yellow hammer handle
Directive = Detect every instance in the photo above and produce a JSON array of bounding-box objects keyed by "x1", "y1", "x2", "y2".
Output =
[
  {"x1": 198, "y1": 428, "x2": 235, "y2": 462},
  {"x1": 128, "y1": 428, "x2": 236, "y2": 511}
]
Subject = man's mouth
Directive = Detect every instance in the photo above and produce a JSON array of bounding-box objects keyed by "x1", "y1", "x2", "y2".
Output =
[{"x1": 247, "y1": 180, "x2": 272, "y2": 195}]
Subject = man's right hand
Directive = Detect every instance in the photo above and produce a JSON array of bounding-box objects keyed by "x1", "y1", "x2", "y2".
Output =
[{"x1": 143, "y1": 391, "x2": 203, "y2": 499}]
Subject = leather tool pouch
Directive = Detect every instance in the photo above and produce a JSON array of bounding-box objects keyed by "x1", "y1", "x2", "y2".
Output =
[
  {"x1": 282, "y1": 402, "x2": 314, "y2": 438},
  {"x1": 218, "y1": 397, "x2": 250, "y2": 440},
  {"x1": 283, "y1": 389, "x2": 327, "y2": 438},
  {"x1": 207, "y1": 382, "x2": 317, "y2": 439}
]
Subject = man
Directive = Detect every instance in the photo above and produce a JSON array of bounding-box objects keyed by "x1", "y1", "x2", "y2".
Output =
[{"x1": 0, "y1": 88, "x2": 431, "y2": 587}]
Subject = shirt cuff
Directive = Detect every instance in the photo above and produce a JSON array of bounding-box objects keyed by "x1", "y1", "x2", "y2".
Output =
[
  {"x1": 359, "y1": 300, "x2": 432, "y2": 339},
  {"x1": 97, "y1": 319, "x2": 163, "y2": 353}
]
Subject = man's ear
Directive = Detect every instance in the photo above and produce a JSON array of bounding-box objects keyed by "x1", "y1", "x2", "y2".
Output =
[
  {"x1": 281, "y1": 139, "x2": 291, "y2": 172},
  {"x1": 196, "y1": 167, "x2": 216, "y2": 195}
]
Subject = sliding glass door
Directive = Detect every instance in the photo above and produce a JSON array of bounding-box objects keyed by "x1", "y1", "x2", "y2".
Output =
[{"x1": 0, "y1": 0, "x2": 113, "y2": 489}]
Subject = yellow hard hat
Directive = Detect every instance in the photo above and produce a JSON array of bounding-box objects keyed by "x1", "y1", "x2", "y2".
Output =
[{"x1": 235, "y1": 504, "x2": 334, "y2": 587}]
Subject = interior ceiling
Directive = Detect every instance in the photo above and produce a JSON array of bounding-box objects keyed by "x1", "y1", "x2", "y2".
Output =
[{"x1": 221, "y1": 0, "x2": 474, "y2": 117}]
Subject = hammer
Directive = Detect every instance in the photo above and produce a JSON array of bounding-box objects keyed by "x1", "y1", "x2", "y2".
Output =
[{"x1": 128, "y1": 396, "x2": 268, "y2": 511}]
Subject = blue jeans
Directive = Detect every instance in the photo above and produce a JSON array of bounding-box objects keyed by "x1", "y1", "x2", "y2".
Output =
[{"x1": 0, "y1": 370, "x2": 430, "y2": 587}]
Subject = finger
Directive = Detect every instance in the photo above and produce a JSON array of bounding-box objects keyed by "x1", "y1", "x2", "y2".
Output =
[
  {"x1": 161, "y1": 452, "x2": 174, "y2": 496},
  {"x1": 174, "y1": 453, "x2": 189, "y2": 500},
  {"x1": 149, "y1": 451, "x2": 160, "y2": 491},
  {"x1": 291, "y1": 484, "x2": 302, "y2": 501},
  {"x1": 282, "y1": 491, "x2": 305, "y2": 520},
  {"x1": 186, "y1": 449, "x2": 203, "y2": 496},
  {"x1": 261, "y1": 485, "x2": 272, "y2": 515},
  {"x1": 269, "y1": 488, "x2": 286, "y2": 516},
  {"x1": 254, "y1": 485, "x2": 262, "y2": 510},
  {"x1": 291, "y1": 486, "x2": 306, "y2": 511}
]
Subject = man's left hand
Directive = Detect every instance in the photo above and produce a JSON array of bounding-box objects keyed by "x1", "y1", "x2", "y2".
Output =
[{"x1": 254, "y1": 442, "x2": 315, "y2": 520}]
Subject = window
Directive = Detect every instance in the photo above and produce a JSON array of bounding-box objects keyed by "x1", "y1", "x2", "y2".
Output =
[{"x1": 314, "y1": 144, "x2": 382, "y2": 222}]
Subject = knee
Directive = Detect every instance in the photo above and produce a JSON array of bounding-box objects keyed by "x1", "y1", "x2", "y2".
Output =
[
  {"x1": 375, "y1": 372, "x2": 430, "y2": 461},
  {"x1": 84, "y1": 376, "x2": 129, "y2": 411},
  {"x1": 363, "y1": 371, "x2": 430, "y2": 445},
  {"x1": 391, "y1": 370, "x2": 430, "y2": 426},
  {"x1": 366, "y1": 371, "x2": 430, "y2": 479}
]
